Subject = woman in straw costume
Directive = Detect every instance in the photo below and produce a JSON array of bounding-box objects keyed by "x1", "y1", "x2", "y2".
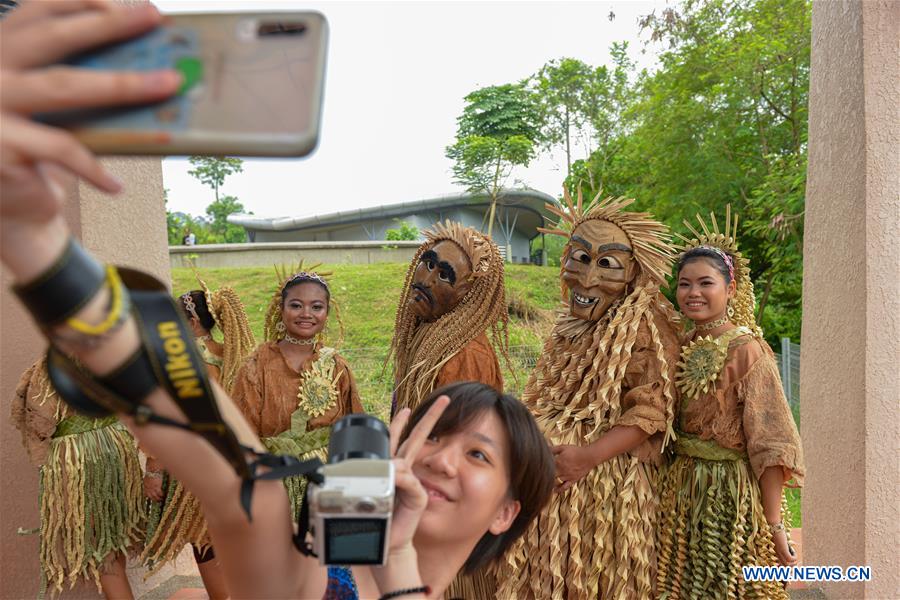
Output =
[
  {"x1": 231, "y1": 267, "x2": 364, "y2": 519},
  {"x1": 141, "y1": 281, "x2": 255, "y2": 599},
  {"x1": 655, "y1": 208, "x2": 803, "y2": 599},
  {"x1": 11, "y1": 357, "x2": 143, "y2": 598}
]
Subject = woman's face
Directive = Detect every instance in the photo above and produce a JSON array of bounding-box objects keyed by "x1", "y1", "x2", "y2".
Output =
[
  {"x1": 281, "y1": 282, "x2": 328, "y2": 340},
  {"x1": 676, "y1": 258, "x2": 735, "y2": 325},
  {"x1": 412, "y1": 409, "x2": 520, "y2": 549}
]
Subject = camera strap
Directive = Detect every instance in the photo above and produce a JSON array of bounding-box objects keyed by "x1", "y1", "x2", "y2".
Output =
[
  {"x1": 294, "y1": 490, "x2": 317, "y2": 557},
  {"x1": 239, "y1": 451, "x2": 324, "y2": 526}
]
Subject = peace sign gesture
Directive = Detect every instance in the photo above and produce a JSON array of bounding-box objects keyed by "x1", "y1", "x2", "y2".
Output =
[{"x1": 385, "y1": 396, "x2": 450, "y2": 556}]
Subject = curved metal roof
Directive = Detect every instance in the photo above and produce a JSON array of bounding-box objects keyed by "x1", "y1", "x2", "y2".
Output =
[{"x1": 227, "y1": 188, "x2": 558, "y2": 239}]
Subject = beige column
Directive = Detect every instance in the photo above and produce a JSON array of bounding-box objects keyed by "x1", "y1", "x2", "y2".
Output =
[
  {"x1": 801, "y1": 1, "x2": 899, "y2": 598},
  {"x1": 0, "y1": 157, "x2": 172, "y2": 598}
]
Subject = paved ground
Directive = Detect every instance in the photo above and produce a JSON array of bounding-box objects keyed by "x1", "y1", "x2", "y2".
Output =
[{"x1": 139, "y1": 527, "x2": 828, "y2": 600}]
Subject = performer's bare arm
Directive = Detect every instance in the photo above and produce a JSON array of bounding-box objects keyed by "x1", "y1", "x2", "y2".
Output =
[
  {"x1": 553, "y1": 425, "x2": 649, "y2": 491},
  {"x1": 759, "y1": 466, "x2": 798, "y2": 567}
]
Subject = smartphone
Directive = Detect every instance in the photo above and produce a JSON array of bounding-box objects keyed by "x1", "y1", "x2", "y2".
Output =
[{"x1": 38, "y1": 12, "x2": 328, "y2": 157}]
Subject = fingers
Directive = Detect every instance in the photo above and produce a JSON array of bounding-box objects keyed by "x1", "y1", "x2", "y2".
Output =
[
  {"x1": 3, "y1": 2, "x2": 164, "y2": 69},
  {"x1": 395, "y1": 395, "x2": 450, "y2": 462},
  {"x1": 0, "y1": 0, "x2": 110, "y2": 31},
  {"x1": 392, "y1": 459, "x2": 425, "y2": 504},
  {"x1": 3, "y1": 67, "x2": 182, "y2": 114},
  {"x1": 555, "y1": 480, "x2": 574, "y2": 494},
  {"x1": 2, "y1": 116, "x2": 121, "y2": 193},
  {"x1": 389, "y1": 408, "x2": 411, "y2": 456},
  {"x1": 551, "y1": 445, "x2": 566, "y2": 455}
]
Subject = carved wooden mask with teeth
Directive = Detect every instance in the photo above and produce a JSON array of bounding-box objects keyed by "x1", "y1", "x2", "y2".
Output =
[{"x1": 562, "y1": 220, "x2": 638, "y2": 321}]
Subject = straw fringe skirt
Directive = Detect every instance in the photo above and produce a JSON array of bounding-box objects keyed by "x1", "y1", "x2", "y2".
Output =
[
  {"x1": 498, "y1": 452, "x2": 659, "y2": 600},
  {"x1": 141, "y1": 477, "x2": 211, "y2": 575},
  {"x1": 38, "y1": 417, "x2": 144, "y2": 595},
  {"x1": 656, "y1": 435, "x2": 791, "y2": 600}
]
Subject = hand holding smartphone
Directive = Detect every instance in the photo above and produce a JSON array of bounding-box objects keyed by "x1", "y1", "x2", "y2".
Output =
[{"x1": 39, "y1": 12, "x2": 328, "y2": 157}]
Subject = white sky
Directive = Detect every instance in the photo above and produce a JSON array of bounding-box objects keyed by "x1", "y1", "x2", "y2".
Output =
[{"x1": 155, "y1": 1, "x2": 668, "y2": 219}]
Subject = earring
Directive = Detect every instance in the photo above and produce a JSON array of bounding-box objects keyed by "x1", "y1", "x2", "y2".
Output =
[
  {"x1": 275, "y1": 321, "x2": 286, "y2": 333},
  {"x1": 727, "y1": 304, "x2": 735, "y2": 318}
]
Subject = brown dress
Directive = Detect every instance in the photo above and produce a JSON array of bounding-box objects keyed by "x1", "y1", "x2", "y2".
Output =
[
  {"x1": 434, "y1": 332, "x2": 503, "y2": 392},
  {"x1": 232, "y1": 341, "x2": 363, "y2": 437},
  {"x1": 232, "y1": 342, "x2": 363, "y2": 519},
  {"x1": 656, "y1": 330, "x2": 804, "y2": 600}
]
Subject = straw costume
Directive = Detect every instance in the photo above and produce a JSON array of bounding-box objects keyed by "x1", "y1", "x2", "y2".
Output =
[
  {"x1": 386, "y1": 222, "x2": 511, "y2": 599},
  {"x1": 11, "y1": 358, "x2": 144, "y2": 596},
  {"x1": 388, "y1": 221, "x2": 509, "y2": 416},
  {"x1": 141, "y1": 279, "x2": 256, "y2": 574},
  {"x1": 655, "y1": 209, "x2": 804, "y2": 600},
  {"x1": 232, "y1": 267, "x2": 363, "y2": 519},
  {"x1": 497, "y1": 191, "x2": 681, "y2": 600}
]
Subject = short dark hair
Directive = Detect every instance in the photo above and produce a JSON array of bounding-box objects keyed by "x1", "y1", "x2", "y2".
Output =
[
  {"x1": 677, "y1": 247, "x2": 734, "y2": 283},
  {"x1": 181, "y1": 290, "x2": 216, "y2": 331},
  {"x1": 401, "y1": 382, "x2": 555, "y2": 573}
]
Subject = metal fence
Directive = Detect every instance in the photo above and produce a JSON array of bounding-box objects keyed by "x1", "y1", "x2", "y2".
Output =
[
  {"x1": 776, "y1": 337, "x2": 801, "y2": 410},
  {"x1": 343, "y1": 339, "x2": 801, "y2": 419}
]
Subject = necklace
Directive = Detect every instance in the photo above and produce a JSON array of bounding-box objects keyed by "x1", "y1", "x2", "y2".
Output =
[
  {"x1": 198, "y1": 334, "x2": 212, "y2": 342},
  {"x1": 284, "y1": 333, "x2": 317, "y2": 346},
  {"x1": 695, "y1": 314, "x2": 729, "y2": 332}
]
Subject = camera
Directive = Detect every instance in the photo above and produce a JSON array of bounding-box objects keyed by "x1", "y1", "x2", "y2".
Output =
[{"x1": 307, "y1": 414, "x2": 394, "y2": 565}]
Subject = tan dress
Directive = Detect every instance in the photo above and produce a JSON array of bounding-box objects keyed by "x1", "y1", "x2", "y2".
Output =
[
  {"x1": 11, "y1": 359, "x2": 144, "y2": 595},
  {"x1": 656, "y1": 330, "x2": 804, "y2": 599},
  {"x1": 232, "y1": 341, "x2": 363, "y2": 517}
]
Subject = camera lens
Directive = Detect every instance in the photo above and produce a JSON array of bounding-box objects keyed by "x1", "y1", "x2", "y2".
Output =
[{"x1": 328, "y1": 415, "x2": 390, "y2": 464}]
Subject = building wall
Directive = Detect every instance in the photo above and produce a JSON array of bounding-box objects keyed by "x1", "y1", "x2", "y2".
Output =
[
  {"x1": 801, "y1": 1, "x2": 899, "y2": 598},
  {"x1": 248, "y1": 208, "x2": 535, "y2": 263},
  {"x1": 171, "y1": 241, "x2": 420, "y2": 270}
]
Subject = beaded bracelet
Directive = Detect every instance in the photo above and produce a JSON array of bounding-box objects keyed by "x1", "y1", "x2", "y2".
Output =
[
  {"x1": 65, "y1": 264, "x2": 125, "y2": 335},
  {"x1": 378, "y1": 585, "x2": 430, "y2": 600},
  {"x1": 50, "y1": 266, "x2": 131, "y2": 350}
]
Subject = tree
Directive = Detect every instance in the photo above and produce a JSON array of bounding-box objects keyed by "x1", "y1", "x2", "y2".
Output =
[
  {"x1": 616, "y1": 0, "x2": 811, "y2": 346},
  {"x1": 532, "y1": 58, "x2": 592, "y2": 175},
  {"x1": 445, "y1": 84, "x2": 542, "y2": 237},
  {"x1": 187, "y1": 156, "x2": 243, "y2": 202},
  {"x1": 206, "y1": 195, "x2": 248, "y2": 243},
  {"x1": 385, "y1": 220, "x2": 419, "y2": 241}
]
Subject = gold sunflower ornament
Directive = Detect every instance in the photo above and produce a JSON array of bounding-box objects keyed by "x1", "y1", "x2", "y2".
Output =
[
  {"x1": 675, "y1": 327, "x2": 751, "y2": 403},
  {"x1": 297, "y1": 347, "x2": 343, "y2": 420}
]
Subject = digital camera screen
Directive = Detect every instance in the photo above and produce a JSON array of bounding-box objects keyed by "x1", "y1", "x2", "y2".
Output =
[{"x1": 324, "y1": 518, "x2": 387, "y2": 564}]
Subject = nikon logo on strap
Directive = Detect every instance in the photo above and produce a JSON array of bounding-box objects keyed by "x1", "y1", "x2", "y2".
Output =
[{"x1": 158, "y1": 321, "x2": 203, "y2": 400}]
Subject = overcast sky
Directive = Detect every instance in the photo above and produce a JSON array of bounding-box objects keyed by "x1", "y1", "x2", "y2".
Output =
[{"x1": 155, "y1": 1, "x2": 669, "y2": 219}]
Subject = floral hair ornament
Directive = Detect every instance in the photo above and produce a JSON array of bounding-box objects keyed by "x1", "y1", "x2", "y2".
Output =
[
  {"x1": 696, "y1": 245, "x2": 735, "y2": 283},
  {"x1": 180, "y1": 292, "x2": 199, "y2": 321}
]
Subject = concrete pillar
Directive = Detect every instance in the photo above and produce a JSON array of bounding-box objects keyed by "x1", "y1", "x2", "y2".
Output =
[
  {"x1": 801, "y1": 1, "x2": 899, "y2": 598},
  {"x1": 1, "y1": 157, "x2": 178, "y2": 598}
]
